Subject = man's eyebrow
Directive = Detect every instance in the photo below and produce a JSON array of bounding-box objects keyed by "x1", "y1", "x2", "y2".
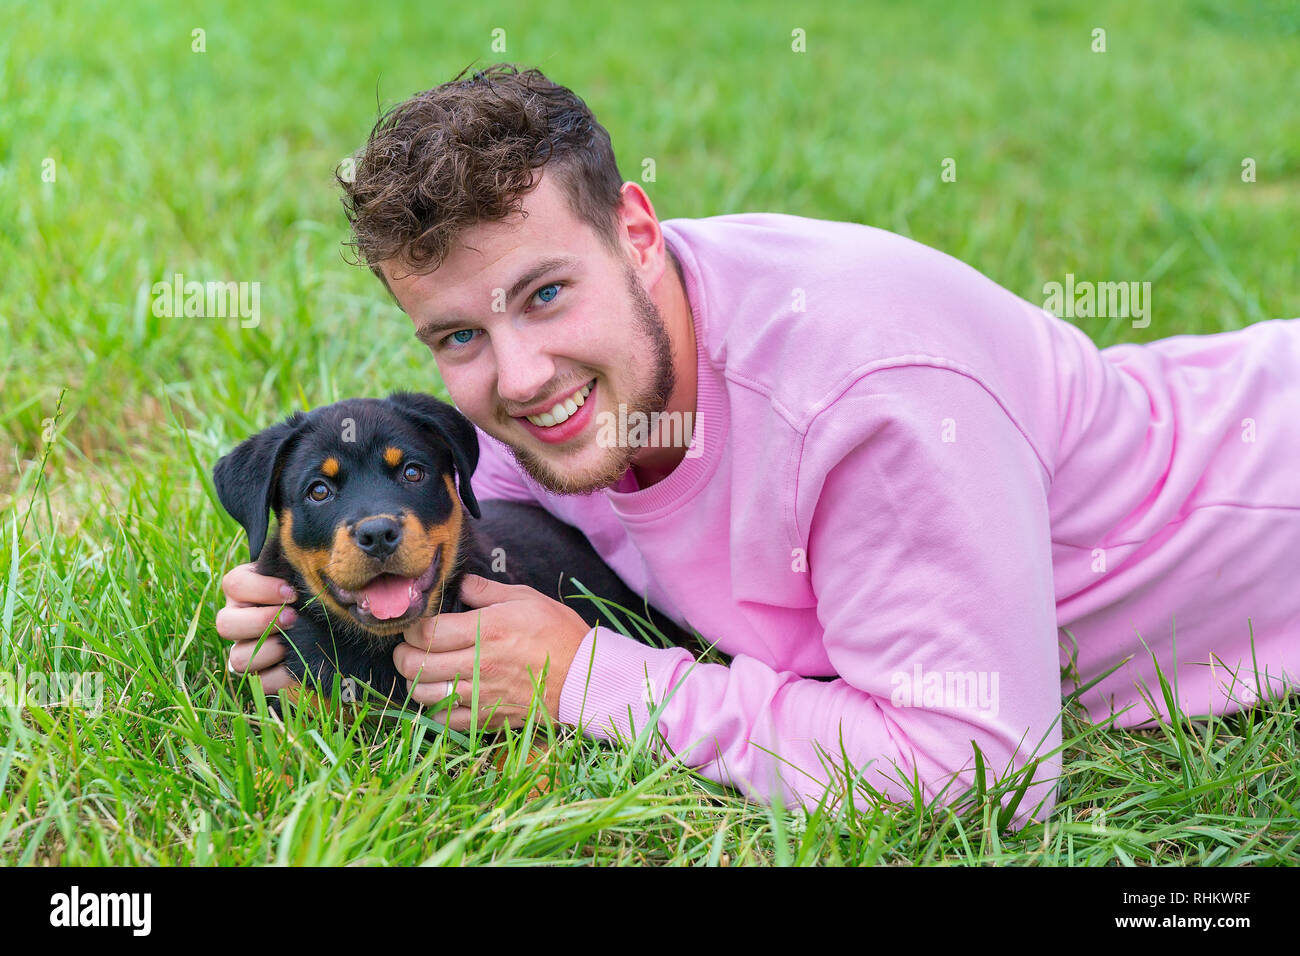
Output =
[{"x1": 413, "y1": 255, "x2": 580, "y2": 344}]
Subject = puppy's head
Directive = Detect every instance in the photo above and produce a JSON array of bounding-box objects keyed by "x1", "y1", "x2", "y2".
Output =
[{"x1": 213, "y1": 392, "x2": 481, "y2": 638}]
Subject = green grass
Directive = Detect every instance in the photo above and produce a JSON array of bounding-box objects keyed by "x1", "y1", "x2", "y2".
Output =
[{"x1": 2, "y1": 0, "x2": 1298, "y2": 864}]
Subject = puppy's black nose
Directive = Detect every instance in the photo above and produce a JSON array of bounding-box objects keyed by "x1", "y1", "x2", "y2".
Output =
[{"x1": 354, "y1": 517, "x2": 402, "y2": 559}]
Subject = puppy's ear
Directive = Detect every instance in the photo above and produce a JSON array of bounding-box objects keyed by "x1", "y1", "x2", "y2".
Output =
[
  {"x1": 385, "y1": 392, "x2": 481, "y2": 519},
  {"x1": 213, "y1": 412, "x2": 307, "y2": 560}
]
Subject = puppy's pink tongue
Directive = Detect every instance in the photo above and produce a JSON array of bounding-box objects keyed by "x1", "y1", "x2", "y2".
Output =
[{"x1": 363, "y1": 575, "x2": 415, "y2": 620}]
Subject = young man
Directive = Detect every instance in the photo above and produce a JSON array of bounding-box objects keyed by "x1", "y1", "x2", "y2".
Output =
[{"x1": 218, "y1": 64, "x2": 1300, "y2": 824}]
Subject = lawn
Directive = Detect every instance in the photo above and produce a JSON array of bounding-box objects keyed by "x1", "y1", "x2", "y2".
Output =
[{"x1": 2, "y1": 0, "x2": 1298, "y2": 864}]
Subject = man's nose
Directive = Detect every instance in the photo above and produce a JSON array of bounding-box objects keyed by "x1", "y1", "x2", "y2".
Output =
[{"x1": 493, "y1": 327, "x2": 558, "y2": 408}]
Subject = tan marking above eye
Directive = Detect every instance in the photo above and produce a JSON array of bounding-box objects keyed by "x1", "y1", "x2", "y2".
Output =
[
  {"x1": 383, "y1": 447, "x2": 403, "y2": 467},
  {"x1": 321, "y1": 458, "x2": 339, "y2": 478}
]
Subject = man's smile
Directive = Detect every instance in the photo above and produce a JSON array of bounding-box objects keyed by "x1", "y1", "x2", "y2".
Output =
[{"x1": 513, "y1": 378, "x2": 598, "y2": 444}]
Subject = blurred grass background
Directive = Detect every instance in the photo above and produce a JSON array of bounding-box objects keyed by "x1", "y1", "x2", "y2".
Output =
[{"x1": 1, "y1": 0, "x2": 1298, "y2": 864}]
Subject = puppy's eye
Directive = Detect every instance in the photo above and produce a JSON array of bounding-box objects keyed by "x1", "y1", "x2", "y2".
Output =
[
  {"x1": 307, "y1": 481, "x2": 333, "y2": 502},
  {"x1": 401, "y1": 463, "x2": 425, "y2": 483}
]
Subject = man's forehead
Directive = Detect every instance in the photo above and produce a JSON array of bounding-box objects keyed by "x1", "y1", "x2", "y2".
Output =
[
  {"x1": 384, "y1": 173, "x2": 587, "y2": 302},
  {"x1": 384, "y1": 240, "x2": 535, "y2": 297}
]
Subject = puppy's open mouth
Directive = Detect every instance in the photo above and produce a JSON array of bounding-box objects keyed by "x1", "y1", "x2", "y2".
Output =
[{"x1": 322, "y1": 548, "x2": 442, "y2": 633}]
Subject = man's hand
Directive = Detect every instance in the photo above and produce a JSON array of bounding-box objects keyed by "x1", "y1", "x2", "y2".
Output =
[
  {"x1": 396, "y1": 574, "x2": 590, "y2": 730},
  {"x1": 216, "y1": 562, "x2": 300, "y2": 695}
]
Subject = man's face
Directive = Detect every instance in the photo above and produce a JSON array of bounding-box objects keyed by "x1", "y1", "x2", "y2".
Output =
[{"x1": 381, "y1": 172, "x2": 678, "y2": 495}]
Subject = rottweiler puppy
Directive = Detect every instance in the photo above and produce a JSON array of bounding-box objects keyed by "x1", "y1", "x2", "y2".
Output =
[{"x1": 213, "y1": 391, "x2": 691, "y2": 710}]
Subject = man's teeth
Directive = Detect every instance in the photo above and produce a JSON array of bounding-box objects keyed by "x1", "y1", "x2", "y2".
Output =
[{"x1": 527, "y1": 380, "x2": 593, "y2": 427}]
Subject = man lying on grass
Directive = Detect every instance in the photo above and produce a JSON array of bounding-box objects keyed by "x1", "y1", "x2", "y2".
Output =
[{"x1": 216, "y1": 63, "x2": 1300, "y2": 826}]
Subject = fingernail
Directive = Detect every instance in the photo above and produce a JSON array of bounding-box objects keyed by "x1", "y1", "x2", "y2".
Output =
[
  {"x1": 280, "y1": 585, "x2": 297, "y2": 601},
  {"x1": 279, "y1": 607, "x2": 298, "y2": 625}
]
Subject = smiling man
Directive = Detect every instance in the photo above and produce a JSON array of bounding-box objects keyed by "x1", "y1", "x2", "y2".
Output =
[
  {"x1": 394, "y1": 187, "x2": 691, "y2": 497},
  {"x1": 217, "y1": 63, "x2": 1300, "y2": 824}
]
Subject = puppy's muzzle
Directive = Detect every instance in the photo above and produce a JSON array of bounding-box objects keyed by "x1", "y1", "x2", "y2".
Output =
[{"x1": 354, "y1": 516, "x2": 402, "y2": 560}]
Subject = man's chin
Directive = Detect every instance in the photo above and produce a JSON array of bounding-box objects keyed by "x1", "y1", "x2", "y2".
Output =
[{"x1": 508, "y1": 439, "x2": 636, "y2": 496}]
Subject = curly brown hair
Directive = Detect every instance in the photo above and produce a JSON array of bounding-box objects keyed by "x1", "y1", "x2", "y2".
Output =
[{"x1": 338, "y1": 63, "x2": 626, "y2": 297}]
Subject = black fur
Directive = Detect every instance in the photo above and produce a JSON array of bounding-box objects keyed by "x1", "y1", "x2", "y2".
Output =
[{"x1": 213, "y1": 392, "x2": 692, "y2": 708}]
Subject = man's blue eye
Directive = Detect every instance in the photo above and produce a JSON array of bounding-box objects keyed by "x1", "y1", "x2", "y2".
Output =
[{"x1": 438, "y1": 283, "x2": 560, "y2": 349}]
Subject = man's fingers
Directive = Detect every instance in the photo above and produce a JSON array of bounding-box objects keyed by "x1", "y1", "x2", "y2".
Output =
[
  {"x1": 407, "y1": 679, "x2": 462, "y2": 706},
  {"x1": 394, "y1": 641, "x2": 505, "y2": 685},
  {"x1": 456, "y1": 573, "x2": 525, "y2": 608},
  {"x1": 252, "y1": 664, "x2": 297, "y2": 695},
  {"x1": 228, "y1": 635, "x2": 288, "y2": 674},
  {"x1": 433, "y1": 706, "x2": 474, "y2": 730},
  {"x1": 403, "y1": 608, "x2": 488, "y2": 652},
  {"x1": 401, "y1": 577, "x2": 546, "y2": 649},
  {"x1": 393, "y1": 643, "x2": 478, "y2": 683},
  {"x1": 222, "y1": 562, "x2": 297, "y2": 606},
  {"x1": 428, "y1": 706, "x2": 524, "y2": 732},
  {"x1": 216, "y1": 603, "x2": 297, "y2": 642}
]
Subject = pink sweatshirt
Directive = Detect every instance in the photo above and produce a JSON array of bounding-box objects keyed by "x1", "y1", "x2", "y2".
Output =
[{"x1": 469, "y1": 212, "x2": 1300, "y2": 823}]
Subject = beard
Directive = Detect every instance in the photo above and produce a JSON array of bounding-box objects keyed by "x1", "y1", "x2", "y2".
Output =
[{"x1": 503, "y1": 258, "x2": 678, "y2": 496}]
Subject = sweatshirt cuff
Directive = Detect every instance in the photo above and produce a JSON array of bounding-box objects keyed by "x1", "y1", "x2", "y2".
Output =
[{"x1": 557, "y1": 625, "x2": 690, "y2": 743}]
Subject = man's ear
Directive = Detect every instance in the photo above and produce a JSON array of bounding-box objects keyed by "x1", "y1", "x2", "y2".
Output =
[
  {"x1": 212, "y1": 412, "x2": 307, "y2": 560},
  {"x1": 384, "y1": 392, "x2": 481, "y2": 519}
]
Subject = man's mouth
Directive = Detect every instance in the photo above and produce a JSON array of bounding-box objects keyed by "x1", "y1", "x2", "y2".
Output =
[
  {"x1": 515, "y1": 379, "x2": 597, "y2": 444},
  {"x1": 323, "y1": 550, "x2": 442, "y2": 630},
  {"x1": 518, "y1": 378, "x2": 596, "y2": 427}
]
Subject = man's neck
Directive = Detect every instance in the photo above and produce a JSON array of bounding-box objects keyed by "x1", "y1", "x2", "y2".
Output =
[
  {"x1": 630, "y1": 246, "x2": 698, "y2": 489},
  {"x1": 630, "y1": 462, "x2": 667, "y2": 489}
]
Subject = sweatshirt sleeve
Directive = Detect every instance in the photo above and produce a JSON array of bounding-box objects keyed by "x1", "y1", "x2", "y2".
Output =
[{"x1": 558, "y1": 364, "x2": 1063, "y2": 825}]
